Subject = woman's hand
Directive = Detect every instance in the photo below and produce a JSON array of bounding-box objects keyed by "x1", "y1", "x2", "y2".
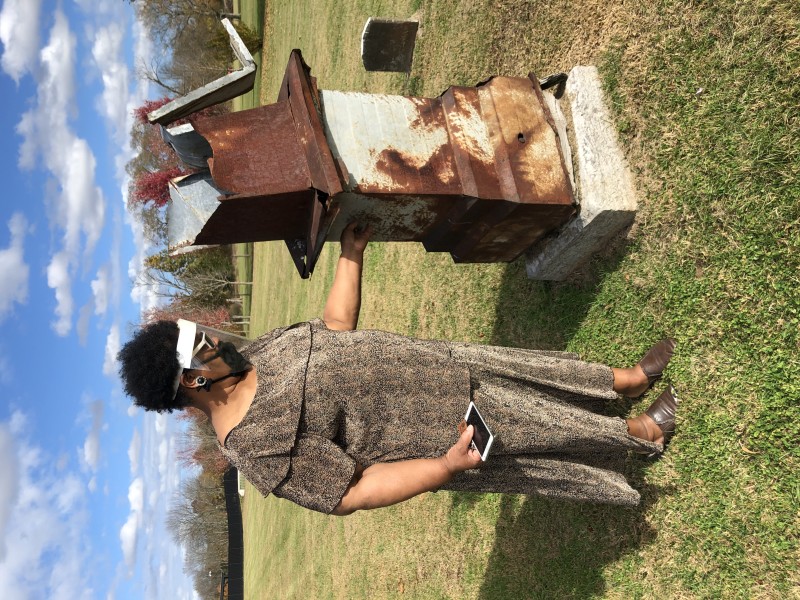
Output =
[
  {"x1": 442, "y1": 425, "x2": 484, "y2": 474},
  {"x1": 340, "y1": 221, "x2": 372, "y2": 260}
]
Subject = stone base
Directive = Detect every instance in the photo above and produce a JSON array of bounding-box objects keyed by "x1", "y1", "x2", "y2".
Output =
[{"x1": 526, "y1": 66, "x2": 637, "y2": 280}]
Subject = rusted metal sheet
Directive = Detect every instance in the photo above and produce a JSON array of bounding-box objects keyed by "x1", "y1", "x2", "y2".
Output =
[
  {"x1": 167, "y1": 49, "x2": 576, "y2": 275},
  {"x1": 319, "y1": 75, "x2": 574, "y2": 261},
  {"x1": 321, "y1": 91, "x2": 460, "y2": 196},
  {"x1": 194, "y1": 102, "x2": 312, "y2": 196},
  {"x1": 279, "y1": 51, "x2": 343, "y2": 198},
  {"x1": 195, "y1": 190, "x2": 314, "y2": 246},
  {"x1": 323, "y1": 193, "x2": 453, "y2": 242},
  {"x1": 185, "y1": 51, "x2": 343, "y2": 277}
]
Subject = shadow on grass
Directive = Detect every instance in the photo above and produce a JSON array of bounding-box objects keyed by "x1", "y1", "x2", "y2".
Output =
[
  {"x1": 473, "y1": 477, "x2": 670, "y2": 599},
  {"x1": 463, "y1": 238, "x2": 666, "y2": 597},
  {"x1": 486, "y1": 234, "x2": 630, "y2": 351}
]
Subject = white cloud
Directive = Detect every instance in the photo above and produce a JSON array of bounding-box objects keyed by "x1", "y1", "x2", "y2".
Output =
[
  {"x1": 0, "y1": 413, "x2": 93, "y2": 599},
  {"x1": 119, "y1": 511, "x2": 138, "y2": 570},
  {"x1": 91, "y1": 23, "x2": 130, "y2": 143},
  {"x1": 128, "y1": 428, "x2": 141, "y2": 475},
  {"x1": 47, "y1": 251, "x2": 74, "y2": 336},
  {"x1": 0, "y1": 424, "x2": 19, "y2": 561},
  {"x1": 91, "y1": 264, "x2": 111, "y2": 317},
  {"x1": 128, "y1": 476, "x2": 144, "y2": 514},
  {"x1": 0, "y1": 0, "x2": 43, "y2": 81},
  {"x1": 119, "y1": 476, "x2": 143, "y2": 569},
  {"x1": 0, "y1": 213, "x2": 30, "y2": 322},
  {"x1": 79, "y1": 399, "x2": 104, "y2": 473},
  {"x1": 103, "y1": 324, "x2": 120, "y2": 376},
  {"x1": 16, "y1": 11, "x2": 107, "y2": 336}
]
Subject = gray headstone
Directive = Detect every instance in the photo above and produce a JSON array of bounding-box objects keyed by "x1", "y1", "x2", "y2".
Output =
[{"x1": 361, "y1": 18, "x2": 418, "y2": 72}]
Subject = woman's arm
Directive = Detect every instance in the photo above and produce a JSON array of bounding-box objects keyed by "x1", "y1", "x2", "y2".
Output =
[
  {"x1": 331, "y1": 425, "x2": 482, "y2": 516},
  {"x1": 322, "y1": 222, "x2": 372, "y2": 331}
]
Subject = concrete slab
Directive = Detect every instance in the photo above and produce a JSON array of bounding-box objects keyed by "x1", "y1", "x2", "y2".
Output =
[{"x1": 526, "y1": 66, "x2": 638, "y2": 280}]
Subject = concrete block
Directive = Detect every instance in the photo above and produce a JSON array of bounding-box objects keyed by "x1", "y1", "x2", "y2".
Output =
[{"x1": 526, "y1": 66, "x2": 637, "y2": 280}]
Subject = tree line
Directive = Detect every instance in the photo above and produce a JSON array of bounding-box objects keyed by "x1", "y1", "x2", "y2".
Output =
[{"x1": 126, "y1": 2, "x2": 262, "y2": 598}]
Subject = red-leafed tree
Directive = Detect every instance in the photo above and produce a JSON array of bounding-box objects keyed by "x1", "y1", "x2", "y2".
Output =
[
  {"x1": 130, "y1": 167, "x2": 185, "y2": 207},
  {"x1": 177, "y1": 407, "x2": 230, "y2": 477},
  {"x1": 143, "y1": 296, "x2": 233, "y2": 330}
]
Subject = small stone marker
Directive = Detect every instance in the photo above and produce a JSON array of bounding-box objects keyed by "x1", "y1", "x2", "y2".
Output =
[{"x1": 361, "y1": 18, "x2": 419, "y2": 72}]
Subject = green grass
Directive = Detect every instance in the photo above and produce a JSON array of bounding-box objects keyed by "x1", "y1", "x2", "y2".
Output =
[
  {"x1": 231, "y1": 0, "x2": 265, "y2": 112},
  {"x1": 233, "y1": 0, "x2": 800, "y2": 597}
]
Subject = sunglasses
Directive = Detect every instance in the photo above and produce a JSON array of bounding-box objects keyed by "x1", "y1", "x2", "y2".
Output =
[{"x1": 191, "y1": 331, "x2": 217, "y2": 358}]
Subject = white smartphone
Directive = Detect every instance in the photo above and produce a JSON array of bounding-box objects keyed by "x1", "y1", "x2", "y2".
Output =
[{"x1": 464, "y1": 401, "x2": 494, "y2": 461}]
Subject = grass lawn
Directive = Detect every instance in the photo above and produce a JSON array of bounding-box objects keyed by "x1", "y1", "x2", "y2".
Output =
[{"x1": 232, "y1": 0, "x2": 799, "y2": 597}]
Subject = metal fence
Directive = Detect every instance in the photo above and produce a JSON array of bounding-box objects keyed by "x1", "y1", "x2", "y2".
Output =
[{"x1": 222, "y1": 468, "x2": 244, "y2": 599}]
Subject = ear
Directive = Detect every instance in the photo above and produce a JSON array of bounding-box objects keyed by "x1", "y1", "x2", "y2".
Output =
[{"x1": 180, "y1": 372, "x2": 202, "y2": 390}]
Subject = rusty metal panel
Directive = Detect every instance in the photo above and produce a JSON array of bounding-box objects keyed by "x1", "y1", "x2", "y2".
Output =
[
  {"x1": 323, "y1": 193, "x2": 453, "y2": 242},
  {"x1": 439, "y1": 86, "x2": 502, "y2": 199},
  {"x1": 193, "y1": 103, "x2": 313, "y2": 197},
  {"x1": 194, "y1": 190, "x2": 314, "y2": 246},
  {"x1": 281, "y1": 51, "x2": 344, "y2": 198},
  {"x1": 478, "y1": 76, "x2": 573, "y2": 206},
  {"x1": 320, "y1": 77, "x2": 575, "y2": 263},
  {"x1": 452, "y1": 203, "x2": 575, "y2": 262},
  {"x1": 320, "y1": 90, "x2": 460, "y2": 196}
]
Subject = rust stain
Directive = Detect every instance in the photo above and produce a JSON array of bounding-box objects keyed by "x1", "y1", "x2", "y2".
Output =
[{"x1": 372, "y1": 143, "x2": 457, "y2": 193}]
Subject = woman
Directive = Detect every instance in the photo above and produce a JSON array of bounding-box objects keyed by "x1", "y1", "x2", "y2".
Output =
[{"x1": 118, "y1": 223, "x2": 678, "y2": 515}]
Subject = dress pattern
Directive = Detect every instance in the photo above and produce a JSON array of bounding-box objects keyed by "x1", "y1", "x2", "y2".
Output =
[{"x1": 219, "y1": 320, "x2": 661, "y2": 514}]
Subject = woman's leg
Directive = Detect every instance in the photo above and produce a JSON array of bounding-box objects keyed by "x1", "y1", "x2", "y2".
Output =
[
  {"x1": 611, "y1": 367, "x2": 665, "y2": 442},
  {"x1": 611, "y1": 366, "x2": 650, "y2": 396}
]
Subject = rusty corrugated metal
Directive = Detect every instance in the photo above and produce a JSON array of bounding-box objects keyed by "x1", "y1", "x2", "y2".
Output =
[
  {"x1": 320, "y1": 74, "x2": 575, "y2": 261},
  {"x1": 170, "y1": 49, "x2": 576, "y2": 275},
  {"x1": 188, "y1": 51, "x2": 342, "y2": 277}
]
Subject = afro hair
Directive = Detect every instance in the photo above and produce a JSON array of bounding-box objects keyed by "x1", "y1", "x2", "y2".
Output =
[{"x1": 117, "y1": 320, "x2": 191, "y2": 413}]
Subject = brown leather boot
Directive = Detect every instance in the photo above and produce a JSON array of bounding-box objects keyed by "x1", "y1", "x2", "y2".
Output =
[
  {"x1": 644, "y1": 385, "x2": 680, "y2": 449},
  {"x1": 638, "y1": 338, "x2": 677, "y2": 387}
]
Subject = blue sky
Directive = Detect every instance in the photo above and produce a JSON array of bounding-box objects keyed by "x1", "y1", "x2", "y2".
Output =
[{"x1": 0, "y1": 1, "x2": 197, "y2": 598}]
